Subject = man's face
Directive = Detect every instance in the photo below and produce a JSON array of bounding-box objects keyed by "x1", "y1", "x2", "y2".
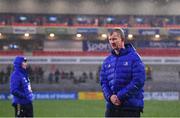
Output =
[
  {"x1": 108, "y1": 31, "x2": 123, "y2": 50},
  {"x1": 22, "y1": 60, "x2": 28, "y2": 69}
]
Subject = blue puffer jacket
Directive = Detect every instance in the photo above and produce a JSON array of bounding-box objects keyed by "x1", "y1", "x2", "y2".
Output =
[
  {"x1": 10, "y1": 56, "x2": 33, "y2": 105},
  {"x1": 100, "y1": 43, "x2": 145, "y2": 110}
]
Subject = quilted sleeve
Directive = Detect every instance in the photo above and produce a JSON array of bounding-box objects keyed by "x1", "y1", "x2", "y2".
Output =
[{"x1": 100, "y1": 62, "x2": 113, "y2": 102}]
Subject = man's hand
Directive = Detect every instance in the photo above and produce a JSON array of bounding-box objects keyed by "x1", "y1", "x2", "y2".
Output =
[{"x1": 110, "y1": 94, "x2": 121, "y2": 106}]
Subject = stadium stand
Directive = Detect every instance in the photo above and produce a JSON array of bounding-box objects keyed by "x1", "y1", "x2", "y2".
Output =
[
  {"x1": 0, "y1": 13, "x2": 179, "y2": 27},
  {"x1": 0, "y1": 50, "x2": 24, "y2": 56},
  {"x1": 0, "y1": 0, "x2": 180, "y2": 93},
  {"x1": 32, "y1": 48, "x2": 180, "y2": 57}
]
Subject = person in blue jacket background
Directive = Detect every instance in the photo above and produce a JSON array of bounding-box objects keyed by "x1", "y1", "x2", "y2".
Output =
[
  {"x1": 100, "y1": 28, "x2": 145, "y2": 117},
  {"x1": 10, "y1": 56, "x2": 33, "y2": 117}
]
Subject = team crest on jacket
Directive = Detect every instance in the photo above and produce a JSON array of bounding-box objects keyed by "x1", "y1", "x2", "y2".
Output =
[
  {"x1": 23, "y1": 77, "x2": 27, "y2": 82},
  {"x1": 123, "y1": 61, "x2": 128, "y2": 66},
  {"x1": 108, "y1": 64, "x2": 111, "y2": 68}
]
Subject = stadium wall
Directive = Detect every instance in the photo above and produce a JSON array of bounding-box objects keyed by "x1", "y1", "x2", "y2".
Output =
[
  {"x1": 44, "y1": 40, "x2": 82, "y2": 51},
  {"x1": 0, "y1": 56, "x2": 180, "y2": 65},
  {"x1": 0, "y1": 92, "x2": 179, "y2": 101},
  {"x1": 0, "y1": 0, "x2": 180, "y2": 15},
  {"x1": 0, "y1": 56, "x2": 180, "y2": 82}
]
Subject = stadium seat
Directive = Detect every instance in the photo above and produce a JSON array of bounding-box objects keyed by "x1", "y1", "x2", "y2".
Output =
[
  {"x1": 32, "y1": 49, "x2": 180, "y2": 57},
  {"x1": 0, "y1": 50, "x2": 24, "y2": 56}
]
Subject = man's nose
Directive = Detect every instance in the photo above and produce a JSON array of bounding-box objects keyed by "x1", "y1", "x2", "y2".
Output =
[{"x1": 110, "y1": 39, "x2": 114, "y2": 43}]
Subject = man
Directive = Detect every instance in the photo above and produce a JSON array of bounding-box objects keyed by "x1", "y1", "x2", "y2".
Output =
[
  {"x1": 10, "y1": 56, "x2": 33, "y2": 117},
  {"x1": 100, "y1": 28, "x2": 145, "y2": 117}
]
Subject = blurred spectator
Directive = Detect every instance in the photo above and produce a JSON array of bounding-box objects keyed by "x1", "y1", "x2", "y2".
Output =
[
  {"x1": 94, "y1": 18, "x2": 99, "y2": 26},
  {"x1": 89, "y1": 71, "x2": 93, "y2": 80},
  {"x1": 48, "y1": 72, "x2": 54, "y2": 84},
  {"x1": 0, "y1": 65, "x2": 12, "y2": 84},
  {"x1": 67, "y1": 16, "x2": 73, "y2": 26},
  {"x1": 38, "y1": 66, "x2": 44, "y2": 83},
  {"x1": 27, "y1": 65, "x2": 34, "y2": 82},
  {"x1": 69, "y1": 71, "x2": 75, "y2": 80},
  {"x1": 96, "y1": 65, "x2": 101, "y2": 83},
  {"x1": 6, "y1": 65, "x2": 12, "y2": 76},
  {"x1": 0, "y1": 70, "x2": 5, "y2": 84},
  {"x1": 34, "y1": 66, "x2": 40, "y2": 83},
  {"x1": 77, "y1": 72, "x2": 87, "y2": 83},
  {"x1": 55, "y1": 69, "x2": 60, "y2": 83},
  {"x1": 145, "y1": 65, "x2": 152, "y2": 80},
  {"x1": 96, "y1": 71, "x2": 99, "y2": 83},
  {"x1": 4, "y1": 71, "x2": 9, "y2": 83},
  {"x1": 81, "y1": 72, "x2": 87, "y2": 82}
]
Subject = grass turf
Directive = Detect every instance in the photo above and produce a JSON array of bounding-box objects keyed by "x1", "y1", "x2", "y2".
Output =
[{"x1": 0, "y1": 100, "x2": 180, "y2": 117}]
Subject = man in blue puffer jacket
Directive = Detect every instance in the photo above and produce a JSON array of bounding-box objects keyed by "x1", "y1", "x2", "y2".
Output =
[
  {"x1": 10, "y1": 56, "x2": 33, "y2": 117},
  {"x1": 100, "y1": 28, "x2": 145, "y2": 117}
]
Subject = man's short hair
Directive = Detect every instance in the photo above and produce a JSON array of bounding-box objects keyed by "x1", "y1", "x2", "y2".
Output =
[{"x1": 109, "y1": 28, "x2": 125, "y2": 41}]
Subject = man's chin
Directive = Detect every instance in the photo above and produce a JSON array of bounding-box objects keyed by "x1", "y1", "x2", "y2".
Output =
[
  {"x1": 112, "y1": 46, "x2": 117, "y2": 50},
  {"x1": 112, "y1": 47, "x2": 119, "y2": 50}
]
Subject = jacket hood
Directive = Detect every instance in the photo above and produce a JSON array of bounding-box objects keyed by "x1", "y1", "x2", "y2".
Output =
[
  {"x1": 13, "y1": 56, "x2": 27, "y2": 69},
  {"x1": 111, "y1": 43, "x2": 135, "y2": 56}
]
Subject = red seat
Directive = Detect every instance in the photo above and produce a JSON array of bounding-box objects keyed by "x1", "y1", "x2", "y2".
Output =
[
  {"x1": 12, "y1": 23, "x2": 37, "y2": 26},
  {"x1": 32, "y1": 51, "x2": 108, "y2": 56},
  {"x1": 44, "y1": 23, "x2": 68, "y2": 27},
  {"x1": 137, "y1": 48, "x2": 180, "y2": 57},
  {"x1": 0, "y1": 50, "x2": 24, "y2": 56},
  {"x1": 133, "y1": 24, "x2": 151, "y2": 28},
  {"x1": 104, "y1": 24, "x2": 128, "y2": 28}
]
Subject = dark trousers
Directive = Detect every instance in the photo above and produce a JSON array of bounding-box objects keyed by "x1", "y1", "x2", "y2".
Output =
[
  {"x1": 13, "y1": 103, "x2": 33, "y2": 118},
  {"x1": 105, "y1": 108, "x2": 141, "y2": 117}
]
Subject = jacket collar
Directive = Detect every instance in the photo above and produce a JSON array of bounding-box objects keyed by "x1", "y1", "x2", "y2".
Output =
[{"x1": 111, "y1": 43, "x2": 135, "y2": 56}]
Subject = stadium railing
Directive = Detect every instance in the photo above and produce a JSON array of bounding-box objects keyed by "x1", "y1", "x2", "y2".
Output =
[
  {"x1": 32, "y1": 48, "x2": 180, "y2": 57},
  {"x1": 0, "y1": 48, "x2": 179, "y2": 57}
]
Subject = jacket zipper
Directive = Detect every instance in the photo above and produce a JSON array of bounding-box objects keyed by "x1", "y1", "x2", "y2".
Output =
[{"x1": 114, "y1": 56, "x2": 119, "y2": 94}]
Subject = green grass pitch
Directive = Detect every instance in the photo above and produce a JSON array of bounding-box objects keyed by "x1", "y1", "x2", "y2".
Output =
[{"x1": 1, "y1": 100, "x2": 180, "y2": 117}]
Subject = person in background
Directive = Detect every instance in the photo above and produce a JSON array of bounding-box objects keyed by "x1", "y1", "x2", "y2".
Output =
[
  {"x1": 0, "y1": 69, "x2": 5, "y2": 84},
  {"x1": 10, "y1": 56, "x2": 33, "y2": 117},
  {"x1": 145, "y1": 65, "x2": 152, "y2": 80},
  {"x1": 48, "y1": 72, "x2": 54, "y2": 84},
  {"x1": 100, "y1": 28, "x2": 145, "y2": 117},
  {"x1": 55, "y1": 69, "x2": 60, "y2": 83}
]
